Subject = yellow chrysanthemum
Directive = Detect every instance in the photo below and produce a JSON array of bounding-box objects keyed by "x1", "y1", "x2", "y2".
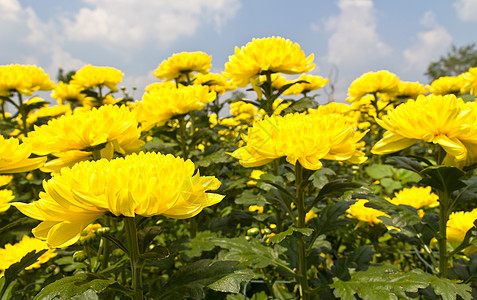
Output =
[
  {"x1": 70, "y1": 65, "x2": 123, "y2": 92},
  {"x1": 0, "y1": 64, "x2": 54, "y2": 96},
  {"x1": 223, "y1": 36, "x2": 315, "y2": 87},
  {"x1": 137, "y1": 82, "x2": 216, "y2": 130},
  {"x1": 247, "y1": 169, "x2": 266, "y2": 186},
  {"x1": 372, "y1": 94, "x2": 477, "y2": 167},
  {"x1": 193, "y1": 72, "x2": 235, "y2": 94},
  {"x1": 0, "y1": 136, "x2": 46, "y2": 173},
  {"x1": 428, "y1": 76, "x2": 464, "y2": 95},
  {"x1": 14, "y1": 152, "x2": 224, "y2": 248},
  {"x1": 387, "y1": 186, "x2": 439, "y2": 210},
  {"x1": 380, "y1": 81, "x2": 427, "y2": 100},
  {"x1": 283, "y1": 74, "x2": 329, "y2": 96},
  {"x1": 51, "y1": 82, "x2": 89, "y2": 105},
  {"x1": 0, "y1": 189, "x2": 15, "y2": 213},
  {"x1": 447, "y1": 208, "x2": 477, "y2": 242},
  {"x1": 229, "y1": 112, "x2": 367, "y2": 170},
  {"x1": 461, "y1": 66, "x2": 477, "y2": 96},
  {"x1": 24, "y1": 105, "x2": 144, "y2": 173},
  {"x1": 0, "y1": 235, "x2": 56, "y2": 274},
  {"x1": 346, "y1": 199, "x2": 390, "y2": 226},
  {"x1": 230, "y1": 100, "x2": 260, "y2": 122},
  {"x1": 347, "y1": 70, "x2": 400, "y2": 103},
  {"x1": 26, "y1": 104, "x2": 72, "y2": 126},
  {"x1": 0, "y1": 175, "x2": 13, "y2": 187},
  {"x1": 154, "y1": 52, "x2": 212, "y2": 81}
]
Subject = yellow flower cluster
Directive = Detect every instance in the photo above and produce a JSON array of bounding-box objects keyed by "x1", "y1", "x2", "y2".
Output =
[
  {"x1": 69, "y1": 65, "x2": 123, "y2": 92},
  {"x1": 372, "y1": 94, "x2": 477, "y2": 167},
  {"x1": 51, "y1": 82, "x2": 89, "y2": 105},
  {"x1": 282, "y1": 74, "x2": 329, "y2": 96},
  {"x1": 346, "y1": 70, "x2": 400, "y2": 103},
  {"x1": 0, "y1": 136, "x2": 46, "y2": 173},
  {"x1": 461, "y1": 67, "x2": 477, "y2": 96},
  {"x1": 154, "y1": 51, "x2": 212, "y2": 81},
  {"x1": 0, "y1": 235, "x2": 57, "y2": 273},
  {"x1": 14, "y1": 151, "x2": 224, "y2": 248},
  {"x1": 0, "y1": 64, "x2": 54, "y2": 96},
  {"x1": 223, "y1": 36, "x2": 315, "y2": 87},
  {"x1": 24, "y1": 105, "x2": 144, "y2": 173},
  {"x1": 137, "y1": 82, "x2": 216, "y2": 130},
  {"x1": 193, "y1": 73, "x2": 235, "y2": 95},
  {"x1": 428, "y1": 76, "x2": 464, "y2": 95},
  {"x1": 229, "y1": 112, "x2": 367, "y2": 170}
]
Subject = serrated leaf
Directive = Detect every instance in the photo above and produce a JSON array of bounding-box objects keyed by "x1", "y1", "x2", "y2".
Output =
[
  {"x1": 235, "y1": 190, "x2": 269, "y2": 207},
  {"x1": 312, "y1": 167, "x2": 336, "y2": 189},
  {"x1": 212, "y1": 237, "x2": 291, "y2": 272},
  {"x1": 208, "y1": 268, "x2": 254, "y2": 293},
  {"x1": 181, "y1": 231, "x2": 218, "y2": 259},
  {"x1": 420, "y1": 166, "x2": 466, "y2": 193},
  {"x1": 155, "y1": 260, "x2": 246, "y2": 300},
  {"x1": 34, "y1": 273, "x2": 121, "y2": 300},
  {"x1": 196, "y1": 150, "x2": 233, "y2": 167},
  {"x1": 309, "y1": 201, "x2": 352, "y2": 237},
  {"x1": 267, "y1": 226, "x2": 313, "y2": 244},
  {"x1": 380, "y1": 177, "x2": 402, "y2": 194},
  {"x1": 365, "y1": 164, "x2": 394, "y2": 180},
  {"x1": 330, "y1": 265, "x2": 471, "y2": 300}
]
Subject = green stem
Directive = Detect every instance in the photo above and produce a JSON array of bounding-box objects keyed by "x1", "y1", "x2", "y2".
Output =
[
  {"x1": 178, "y1": 116, "x2": 189, "y2": 159},
  {"x1": 295, "y1": 162, "x2": 311, "y2": 300},
  {"x1": 437, "y1": 189, "x2": 449, "y2": 278},
  {"x1": 17, "y1": 92, "x2": 28, "y2": 137},
  {"x1": 124, "y1": 217, "x2": 143, "y2": 300},
  {"x1": 100, "y1": 216, "x2": 111, "y2": 270}
]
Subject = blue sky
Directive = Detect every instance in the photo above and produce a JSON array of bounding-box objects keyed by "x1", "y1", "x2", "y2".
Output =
[{"x1": 1, "y1": 0, "x2": 477, "y2": 102}]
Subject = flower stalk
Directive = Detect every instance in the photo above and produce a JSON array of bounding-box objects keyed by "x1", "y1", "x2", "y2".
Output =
[{"x1": 124, "y1": 217, "x2": 143, "y2": 300}]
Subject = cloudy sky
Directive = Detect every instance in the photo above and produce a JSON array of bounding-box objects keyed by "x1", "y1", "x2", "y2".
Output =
[{"x1": 2, "y1": 0, "x2": 477, "y2": 102}]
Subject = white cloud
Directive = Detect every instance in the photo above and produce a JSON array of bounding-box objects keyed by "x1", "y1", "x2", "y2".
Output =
[
  {"x1": 454, "y1": 0, "x2": 477, "y2": 21},
  {"x1": 62, "y1": 0, "x2": 242, "y2": 49},
  {"x1": 0, "y1": 0, "x2": 21, "y2": 21},
  {"x1": 403, "y1": 11, "x2": 452, "y2": 72},
  {"x1": 325, "y1": 0, "x2": 391, "y2": 67}
]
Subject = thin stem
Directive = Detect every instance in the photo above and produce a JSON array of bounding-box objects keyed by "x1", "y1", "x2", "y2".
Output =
[
  {"x1": 437, "y1": 189, "x2": 449, "y2": 278},
  {"x1": 178, "y1": 116, "x2": 189, "y2": 159},
  {"x1": 124, "y1": 217, "x2": 143, "y2": 300},
  {"x1": 295, "y1": 162, "x2": 311, "y2": 300},
  {"x1": 17, "y1": 92, "x2": 29, "y2": 136}
]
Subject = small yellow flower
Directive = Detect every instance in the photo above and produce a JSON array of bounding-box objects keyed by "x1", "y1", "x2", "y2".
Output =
[
  {"x1": 346, "y1": 70, "x2": 400, "y2": 103},
  {"x1": 154, "y1": 51, "x2": 212, "y2": 81},
  {"x1": 223, "y1": 36, "x2": 315, "y2": 88},
  {"x1": 0, "y1": 64, "x2": 54, "y2": 96},
  {"x1": 346, "y1": 199, "x2": 390, "y2": 226},
  {"x1": 0, "y1": 175, "x2": 13, "y2": 187},
  {"x1": 229, "y1": 112, "x2": 367, "y2": 170},
  {"x1": 70, "y1": 65, "x2": 123, "y2": 92},
  {"x1": 248, "y1": 205, "x2": 264, "y2": 214},
  {"x1": 0, "y1": 189, "x2": 14, "y2": 213},
  {"x1": 283, "y1": 74, "x2": 329, "y2": 96},
  {"x1": 428, "y1": 76, "x2": 464, "y2": 95},
  {"x1": 461, "y1": 66, "x2": 477, "y2": 96},
  {"x1": 14, "y1": 152, "x2": 224, "y2": 248},
  {"x1": 0, "y1": 136, "x2": 46, "y2": 173},
  {"x1": 193, "y1": 72, "x2": 235, "y2": 94},
  {"x1": 0, "y1": 235, "x2": 56, "y2": 274},
  {"x1": 447, "y1": 208, "x2": 477, "y2": 242},
  {"x1": 51, "y1": 82, "x2": 89, "y2": 105},
  {"x1": 305, "y1": 209, "x2": 317, "y2": 223},
  {"x1": 247, "y1": 169, "x2": 265, "y2": 186},
  {"x1": 387, "y1": 186, "x2": 439, "y2": 210}
]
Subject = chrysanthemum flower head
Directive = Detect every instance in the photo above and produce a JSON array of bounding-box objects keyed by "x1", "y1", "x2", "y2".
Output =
[
  {"x1": 14, "y1": 151, "x2": 224, "y2": 248},
  {"x1": 0, "y1": 235, "x2": 57, "y2": 273},
  {"x1": 0, "y1": 136, "x2": 47, "y2": 173},
  {"x1": 23, "y1": 104, "x2": 144, "y2": 173},
  {"x1": 447, "y1": 208, "x2": 477, "y2": 242},
  {"x1": 70, "y1": 65, "x2": 123, "y2": 92},
  {"x1": 229, "y1": 112, "x2": 367, "y2": 170},
  {"x1": 283, "y1": 74, "x2": 329, "y2": 96},
  {"x1": 380, "y1": 81, "x2": 427, "y2": 101},
  {"x1": 154, "y1": 51, "x2": 212, "y2": 81},
  {"x1": 0, "y1": 189, "x2": 15, "y2": 213},
  {"x1": 371, "y1": 94, "x2": 477, "y2": 167},
  {"x1": 137, "y1": 82, "x2": 216, "y2": 130},
  {"x1": 461, "y1": 66, "x2": 477, "y2": 96},
  {"x1": 223, "y1": 36, "x2": 315, "y2": 88},
  {"x1": 193, "y1": 72, "x2": 235, "y2": 94},
  {"x1": 428, "y1": 75, "x2": 464, "y2": 95},
  {"x1": 346, "y1": 70, "x2": 400, "y2": 103},
  {"x1": 387, "y1": 186, "x2": 439, "y2": 210},
  {"x1": 346, "y1": 199, "x2": 390, "y2": 226},
  {"x1": 51, "y1": 82, "x2": 89, "y2": 105},
  {"x1": 0, "y1": 64, "x2": 54, "y2": 96}
]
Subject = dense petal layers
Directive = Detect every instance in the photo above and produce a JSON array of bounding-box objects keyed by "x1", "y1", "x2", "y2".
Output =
[
  {"x1": 223, "y1": 36, "x2": 315, "y2": 87},
  {"x1": 461, "y1": 66, "x2": 477, "y2": 96},
  {"x1": 346, "y1": 199, "x2": 390, "y2": 226},
  {"x1": 0, "y1": 65, "x2": 54, "y2": 96},
  {"x1": 447, "y1": 208, "x2": 477, "y2": 242},
  {"x1": 153, "y1": 52, "x2": 212, "y2": 81},
  {"x1": 372, "y1": 94, "x2": 477, "y2": 167},
  {"x1": 14, "y1": 152, "x2": 224, "y2": 248},
  {"x1": 137, "y1": 82, "x2": 216, "y2": 130},
  {"x1": 347, "y1": 70, "x2": 400, "y2": 103},
  {"x1": 387, "y1": 186, "x2": 439, "y2": 210},
  {"x1": 283, "y1": 74, "x2": 329, "y2": 96},
  {"x1": 0, "y1": 136, "x2": 46, "y2": 173},
  {"x1": 23, "y1": 105, "x2": 144, "y2": 173},
  {"x1": 229, "y1": 112, "x2": 367, "y2": 170},
  {"x1": 69, "y1": 65, "x2": 123, "y2": 92}
]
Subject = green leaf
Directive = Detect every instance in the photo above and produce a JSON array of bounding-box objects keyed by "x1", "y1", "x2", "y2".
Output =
[
  {"x1": 311, "y1": 167, "x2": 336, "y2": 189},
  {"x1": 386, "y1": 156, "x2": 425, "y2": 174},
  {"x1": 140, "y1": 246, "x2": 170, "y2": 260},
  {"x1": 137, "y1": 226, "x2": 163, "y2": 253},
  {"x1": 365, "y1": 164, "x2": 394, "y2": 180},
  {"x1": 196, "y1": 150, "x2": 233, "y2": 167},
  {"x1": 365, "y1": 195, "x2": 422, "y2": 228},
  {"x1": 309, "y1": 201, "x2": 352, "y2": 237},
  {"x1": 156, "y1": 260, "x2": 249, "y2": 300},
  {"x1": 181, "y1": 231, "x2": 218, "y2": 259},
  {"x1": 330, "y1": 265, "x2": 471, "y2": 300},
  {"x1": 315, "y1": 180, "x2": 363, "y2": 202},
  {"x1": 420, "y1": 165, "x2": 466, "y2": 193},
  {"x1": 208, "y1": 268, "x2": 255, "y2": 293},
  {"x1": 34, "y1": 273, "x2": 124, "y2": 300},
  {"x1": 212, "y1": 237, "x2": 291, "y2": 273},
  {"x1": 3, "y1": 249, "x2": 47, "y2": 293},
  {"x1": 235, "y1": 190, "x2": 269, "y2": 207},
  {"x1": 267, "y1": 226, "x2": 313, "y2": 244},
  {"x1": 380, "y1": 177, "x2": 402, "y2": 194}
]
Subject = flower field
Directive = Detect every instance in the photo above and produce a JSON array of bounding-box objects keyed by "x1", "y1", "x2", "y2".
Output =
[{"x1": 1, "y1": 36, "x2": 477, "y2": 299}]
